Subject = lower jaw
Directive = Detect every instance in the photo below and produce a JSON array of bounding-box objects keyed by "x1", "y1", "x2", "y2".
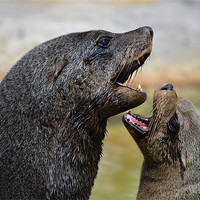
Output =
[{"x1": 106, "y1": 87, "x2": 146, "y2": 118}]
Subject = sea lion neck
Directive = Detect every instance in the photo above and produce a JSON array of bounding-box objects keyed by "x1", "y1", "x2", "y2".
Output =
[{"x1": 46, "y1": 101, "x2": 106, "y2": 199}]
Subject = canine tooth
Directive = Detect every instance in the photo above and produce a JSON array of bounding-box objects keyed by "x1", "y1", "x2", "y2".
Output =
[
  {"x1": 137, "y1": 84, "x2": 143, "y2": 91},
  {"x1": 137, "y1": 60, "x2": 140, "y2": 65}
]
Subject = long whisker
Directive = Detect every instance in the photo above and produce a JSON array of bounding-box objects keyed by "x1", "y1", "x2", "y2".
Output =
[
  {"x1": 126, "y1": 48, "x2": 137, "y2": 85},
  {"x1": 132, "y1": 68, "x2": 139, "y2": 83},
  {"x1": 151, "y1": 101, "x2": 162, "y2": 115},
  {"x1": 152, "y1": 97, "x2": 163, "y2": 112},
  {"x1": 114, "y1": 56, "x2": 129, "y2": 83},
  {"x1": 113, "y1": 45, "x2": 133, "y2": 83},
  {"x1": 148, "y1": 99, "x2": 164, "y2": 138},
  {"x1": 152, "y1": 96, "x2": 163, "y2": 106},
  {"x1": 150, "y1": 119, "x2": 159, "y2": 137}
]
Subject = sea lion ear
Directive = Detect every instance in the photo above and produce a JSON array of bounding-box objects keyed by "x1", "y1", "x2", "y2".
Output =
[
  {"x1": 180, "y1": 152, "x2": 187, "y2": 171},
  {"x1": 50, "y1": 59, "x2": 68, "y2": 82}
]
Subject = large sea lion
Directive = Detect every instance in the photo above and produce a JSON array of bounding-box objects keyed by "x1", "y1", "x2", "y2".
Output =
[
  {"x1": 0, "y1": 27, "x2": 153, "y2": 199},
  {"x1": 123, "y1": 83, "x2": 200, "y2": 200}
]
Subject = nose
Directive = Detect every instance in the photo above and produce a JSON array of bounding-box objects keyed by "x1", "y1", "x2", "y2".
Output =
[
  {"x1": 161, "y1": 83, "x2": 174, "y2": 91},
  {"x1": 143, "y1": 26, "x2": 154, "y2": 40}
]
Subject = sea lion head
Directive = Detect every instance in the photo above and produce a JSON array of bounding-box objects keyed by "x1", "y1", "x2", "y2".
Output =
[
  {"x1": 123, "y1": 83, "x2": 200, "y2": 169},
  {"x1": 58, "y1": 26, "x2": 153, "y2": 118},
  {"x1": 6, "y1": 27, "x2": 152, "y2": 125}
]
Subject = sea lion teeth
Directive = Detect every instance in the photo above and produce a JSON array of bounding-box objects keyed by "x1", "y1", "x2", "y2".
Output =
[
  {"x1": 137, "y1": 84, "x2": 143, "y2": 91},
  {"x1": 117, "y1": 82, "x2": 136, "y2": 90}
]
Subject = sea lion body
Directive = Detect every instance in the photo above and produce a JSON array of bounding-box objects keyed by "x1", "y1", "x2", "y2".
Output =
[
  {"x1": 0, "y1": 27, "x2": 153, "y2": 199},
  {"x1": 123, "y1": 84, "x2": 200, "y2": 200}
]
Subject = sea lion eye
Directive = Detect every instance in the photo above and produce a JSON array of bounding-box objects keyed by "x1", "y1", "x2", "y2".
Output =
[
  {"x1": 98, "y1": 38, "x2": 111, "y2": 48},
  {"x1": 168, "y1": 115, "x2": 180, "y2": 133}
]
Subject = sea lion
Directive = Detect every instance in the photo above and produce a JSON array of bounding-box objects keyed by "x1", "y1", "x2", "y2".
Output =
[
  {"x1": 123, "y1": 83, "x2": 200, "y2": 200},
  {"x1": 0, "y1": 27, "x2": 153, "y2": 199}
]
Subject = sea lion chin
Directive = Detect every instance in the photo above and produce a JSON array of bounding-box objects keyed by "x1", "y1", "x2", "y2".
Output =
[
  {"x1": 0, "y1": 27, "x2": 153, "y2": 199},
  {"x1": 123, "y1": 83, "x2": 200, "y2": 200}
]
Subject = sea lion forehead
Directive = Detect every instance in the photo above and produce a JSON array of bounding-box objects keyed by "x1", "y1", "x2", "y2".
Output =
[
  {"x1": 178, "y1": 97, "x2": 197, "y2": 111},
  {"x1": 85, "y1": 30, "x2": 115, "y2": 40},
  {"x1": 177, "y1": 97, "x2": 200, "y2": 122},
  {"x1": 82, "y1": 29, "x2": 144, "y2": 42}
]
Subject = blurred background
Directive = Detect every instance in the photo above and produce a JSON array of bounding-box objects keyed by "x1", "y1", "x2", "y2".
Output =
[{"x1": 0, "y1": 0, "x2": 200, "y2": 199}]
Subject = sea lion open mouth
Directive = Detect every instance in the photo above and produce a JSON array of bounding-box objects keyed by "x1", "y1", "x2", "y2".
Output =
[
  {"x1": 119, "y1": 49, "x2": 153, "y2": 136},
  {"x1": 123, "y1": 113, "x2": 151, "y2": 137},
  {"x1": 105, "y1": 27, "x2": 153, "y2": 117}
]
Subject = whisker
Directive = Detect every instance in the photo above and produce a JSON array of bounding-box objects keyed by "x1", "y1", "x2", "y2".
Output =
[
  {"x1": 114, "y1": 55, "x2": 129, "y2": 83},
  {"x1": 132, "y1": 68, "x2": 139, "y2": 82},
  {"x1": 151, "y1": 119, "x2": 159, "y2": 137},
  {"x1": 151, "y1": 100, "x2": 162, "y2": 114},
  {"x1": 114, "y1": 45, "x2": 133, "y2": 83},
  {"x1": 126, "y1": 48, "x2": 137, "y2": 85},
  {"x1": 152, "y1": 97, "x2": 164, "y2": 109},
  {"x1": 148, "y1": 100, "x2": 164, "y2": 138}
]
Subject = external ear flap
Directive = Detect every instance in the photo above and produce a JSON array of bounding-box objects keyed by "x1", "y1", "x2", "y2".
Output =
[
  {"x1": 180, "y1": 152, "x2": 187, "y2": 171},
  {"x1": 50, "y1": 59, "x2": 68, "y2": 82}
]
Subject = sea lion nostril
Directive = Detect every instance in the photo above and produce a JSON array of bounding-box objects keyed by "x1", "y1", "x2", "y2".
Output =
[{"x1": 161, "y1": 83, "x2": 174, "y2": 91}]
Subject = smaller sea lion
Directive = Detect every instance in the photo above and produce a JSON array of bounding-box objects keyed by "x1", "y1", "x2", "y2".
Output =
[{"x1": 123, "y1": 84, "x2": 200, "y2": 200}]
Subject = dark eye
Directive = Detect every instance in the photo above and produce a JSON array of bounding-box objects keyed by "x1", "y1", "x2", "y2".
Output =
[
  {"x1": 168, "y1": 115, "x2": 180, "y2": 133},
  {"x1": 98, "y1": 38, "x2": 111, "y2": 48}
]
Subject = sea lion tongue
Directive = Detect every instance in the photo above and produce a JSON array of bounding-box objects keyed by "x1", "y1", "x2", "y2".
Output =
[{"x1": 123, "y1": 113, "x2": 151, "y2": 138}]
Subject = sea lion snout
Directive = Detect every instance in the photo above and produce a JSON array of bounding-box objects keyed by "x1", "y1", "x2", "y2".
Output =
[
  {"x1": 161, "y1": 83, "x2": 174, "y2": 91},
  {"x1": 153, "y1": 83, "x2": 178, "y2": 113}
]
